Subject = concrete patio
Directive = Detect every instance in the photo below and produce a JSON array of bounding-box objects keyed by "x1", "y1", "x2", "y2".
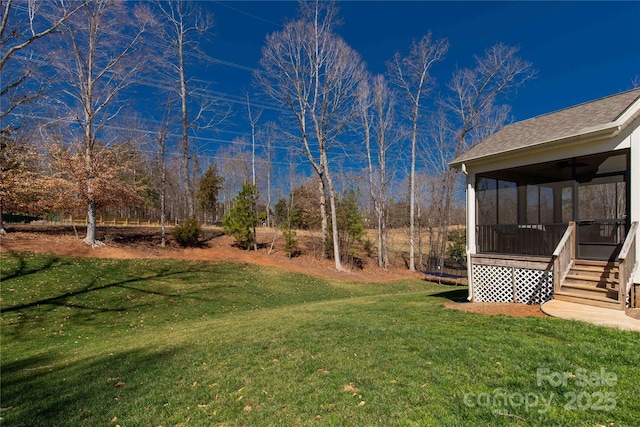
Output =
[{"x1": 542, "y1": 300, "x2": 640, "y2": 332}]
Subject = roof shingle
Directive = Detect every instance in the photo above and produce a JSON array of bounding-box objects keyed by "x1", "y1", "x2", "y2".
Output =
[{"x1": 451, "y1": 88, "x2": 640, "y2": 166}]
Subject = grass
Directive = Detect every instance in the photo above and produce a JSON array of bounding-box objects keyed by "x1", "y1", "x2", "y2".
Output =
[{"x1": 1, "y1": 251, "x2": 639, "y2": 426}]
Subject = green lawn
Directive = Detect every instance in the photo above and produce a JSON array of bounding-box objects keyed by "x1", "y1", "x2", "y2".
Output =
[{"x1": 1, "y1": 251, "x2": 639, "y2": 426}]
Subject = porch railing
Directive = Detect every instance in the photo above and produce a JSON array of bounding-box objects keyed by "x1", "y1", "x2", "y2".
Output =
[
  {"x1": 552, "y1": 222, "x2": 575, "y2": 294},
  {"x1": 617, "y1": 221, "x2": 638, "y2": 310},
  {"x1": 476, "y1": 223, "x2": 568, "y2": 257}
]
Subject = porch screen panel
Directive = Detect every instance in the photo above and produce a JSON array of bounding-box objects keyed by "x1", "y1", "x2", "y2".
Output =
[
  {"x1": 497, "y1": 180, "x2": 517, "y2": 224},
  {"x1": 526, "y1": 185, "x2": 539, "y2": 224},
  {"x1": 540, "y1": 186, "x2": 554, "y2": 224},
  {"x1": 477, "y1": 177, "x2": 497, "y2": 225},
  {"x1": 578, "y1": 177, "x2": 625, "y2": 221},
  {"x1": 562, "y1": 187, "x2": 573, "y2": 223}
]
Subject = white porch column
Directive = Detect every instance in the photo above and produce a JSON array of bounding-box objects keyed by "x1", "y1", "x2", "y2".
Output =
[
  {"x1": 630, "y1": 124, "x2": 640, "y2": 285},
  {"x1": 466, "y1": 169, "x2": 476, "y2": 301}
]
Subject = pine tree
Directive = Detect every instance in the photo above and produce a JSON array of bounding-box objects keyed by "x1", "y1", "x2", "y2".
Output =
[
  {"x1": 222, "y1": 183, "x2": 258, "y2": 250},
  {"x1": 197, "y1": 164, "x2": 224, "y2": 221}
]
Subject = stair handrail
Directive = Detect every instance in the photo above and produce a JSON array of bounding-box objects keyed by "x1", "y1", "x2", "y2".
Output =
[
  {"x1": 617, "y1": 221, "x2": 638, "y2": 310},
  {"x1": 552, "y1": 222, "x2": 576, "y2": 294}
]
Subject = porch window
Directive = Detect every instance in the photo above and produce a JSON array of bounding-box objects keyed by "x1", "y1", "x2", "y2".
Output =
[{"x1": 526, "y1": 185, "x2": 553, "y2": 224}]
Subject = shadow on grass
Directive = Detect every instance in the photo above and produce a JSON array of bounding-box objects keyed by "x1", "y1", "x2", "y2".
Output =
[
  {"x1": 1, "y1": 269, "x2": 198, "y2": 315},
  {"x1": 0, "y1": 251, "x2": 60, "y2": 282},
  {"x1": 1, "y1": 254, "x2": 237, "y2": 340},
  {"x1": 1, "y1": 346, "x2": 181, "y2": 427},
  {"x1": 430, "y1": 288, "x2": 469, "y2": 302}
]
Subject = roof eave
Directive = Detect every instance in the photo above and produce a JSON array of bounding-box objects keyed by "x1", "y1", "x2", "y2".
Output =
[
  {"x1": 449, "y1": 122, "x2": 622, "y2": 170},
  {"x1": 450, "y1": 90, "x2": 640, "y2": 170}
]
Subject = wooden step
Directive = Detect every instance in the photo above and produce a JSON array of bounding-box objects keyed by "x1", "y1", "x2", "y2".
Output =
[
  {"x1": 565, "y1": 259, "x2": 620, "y2": 290},
  {"x1": 572, "y1": 260, "x2": 618, "y2": 267},
  {"x1": 561, "y1": 281, "x2": 609, "y2": 294},
  {"x1": 564, "y1": 274, "x2": 618, "y2": 288},
  {"x1": 556, "y1": 259, "x2": 623, "y2": 309},
  {"x1": 569, "y1": 269, "x2": 619, "y2": 278},
  {"x1": 560, "y1": 283, "x2": 618, "y2": 301},
  {"x1": 569, "y1": 267, "x2": 620, "y2": 280},
  {"x1": 554, "y1": 291, "x2": 622, "y2": 310}
]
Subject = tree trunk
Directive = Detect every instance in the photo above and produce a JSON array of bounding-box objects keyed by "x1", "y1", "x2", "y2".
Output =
[
  {"x1": 266, "y1": 143, "x2": 272, "y2": 228},
  {"x1": 319, "y1": 177, "x2": 327, "y2": 255},
  {"x1": 179, "y1": 33, "x2": 193, "y2": 217},
  {"x1": 84, "y1": 198, "x2": 98, "y2": 245},
  {"x1": 327, "y1": 178, "x2": 343, "y2": 271},
  {"x1": 0, "y1": 201, "x2": 6, "y2": 235},
  {"x1": 160, "y1": 146, "x2": 167, "y2": 247},
  {"x1": 379, "y1": 142, "x2": 389, "y2": 269},
  {"x1": 323, "y1": 153, "x2": 343, "y2": 271},
  {"x1": 83, "y1": 123, "x2": 98, "y2": 246},
  {"x1": 439, "y1": 168, "x2": 457, "y2": 270},
  {"x1": 363, "y1": 110, "x2": 384, "y2": 268},
  {"x1": 376, "y1": 205, "x2": 383, "y2": 267},
  {"x1": 409, "y1": 128, "x2": 416, "y2": 272},
  {"x1": 418, "y1": 202, "x2": 423, "y2": 271},
  {"x1": 381, "y1": 211, "x2": 389, "y2": 269}
]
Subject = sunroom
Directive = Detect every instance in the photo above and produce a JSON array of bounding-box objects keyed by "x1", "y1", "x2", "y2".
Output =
[{"x1": 450, "y1": 88, "x2": 640, "y2": 310}]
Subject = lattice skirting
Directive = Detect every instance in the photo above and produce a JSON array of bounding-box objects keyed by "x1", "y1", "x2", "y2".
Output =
[{"x1": 472, "y1": 264, "x2": 554, "y2": 304}]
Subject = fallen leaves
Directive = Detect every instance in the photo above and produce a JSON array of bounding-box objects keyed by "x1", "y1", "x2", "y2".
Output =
[
  {"x1": 341, "y1": 383, "x2": 358, "y2": 394},
  {"x1": 341, "y1": 383, "x2": 366, "y2": 407}
]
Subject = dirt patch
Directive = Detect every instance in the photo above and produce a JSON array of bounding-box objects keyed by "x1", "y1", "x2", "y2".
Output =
[
  {"x1": 443, "y1": 301, "x2": 548, "y2": 318},
  {"x1": 0, "y1": 224, "x2": 418, "y2": 283}
]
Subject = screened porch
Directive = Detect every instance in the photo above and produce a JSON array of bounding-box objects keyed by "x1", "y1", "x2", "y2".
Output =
[{"x1": 475, "y1": 150, "x2": 629, "y2": 262}]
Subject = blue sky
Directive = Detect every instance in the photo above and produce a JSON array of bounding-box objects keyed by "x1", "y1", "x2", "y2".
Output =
[{"x1": 201, "y1": 0, "x2": 639, "y2": 130}]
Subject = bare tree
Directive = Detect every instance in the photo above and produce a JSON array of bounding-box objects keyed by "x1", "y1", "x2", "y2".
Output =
[
  {"x1": 0, "y1": 0, "x2": 84, "y2": 125},
  {"x1": 45, "y1": 0, "x2": 152, "y2": 246},
  {"x1": 246, "y1": 92, "x2": 262, "y2": 250},
  {"x1": 437, "y1": 43, "x2": 535, "y2": 268},
  {"x1": 389, "y1": 32, "x2": 448, "y2": 271},
  {"x1": 217, "y1": 142, "x2": 251, "y2": 217},
  {"x1": 260, "y1": 121, "x2": 279, "y2": 228},
  {"x1": 357, "y1": 74, "x2": 398, "y2": 269},
  {"x1": 257, "y1": 0, "x2": 365, "y2": 271},
  {"x1": 155, "y1": 99, "x2": 173, "y2": 247},
  {"x1": 155, "y1": 0, "x2": 227, "y2": 218}
]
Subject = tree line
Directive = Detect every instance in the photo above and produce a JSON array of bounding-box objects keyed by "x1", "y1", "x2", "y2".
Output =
[{"x1": 0, "y1": 0, "x2": 535, "y2": 271}]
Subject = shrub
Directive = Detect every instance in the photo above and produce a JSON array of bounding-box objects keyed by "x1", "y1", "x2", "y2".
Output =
[{"x1": 172, "y1": 216, "x2": 202, "y2": 247}]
